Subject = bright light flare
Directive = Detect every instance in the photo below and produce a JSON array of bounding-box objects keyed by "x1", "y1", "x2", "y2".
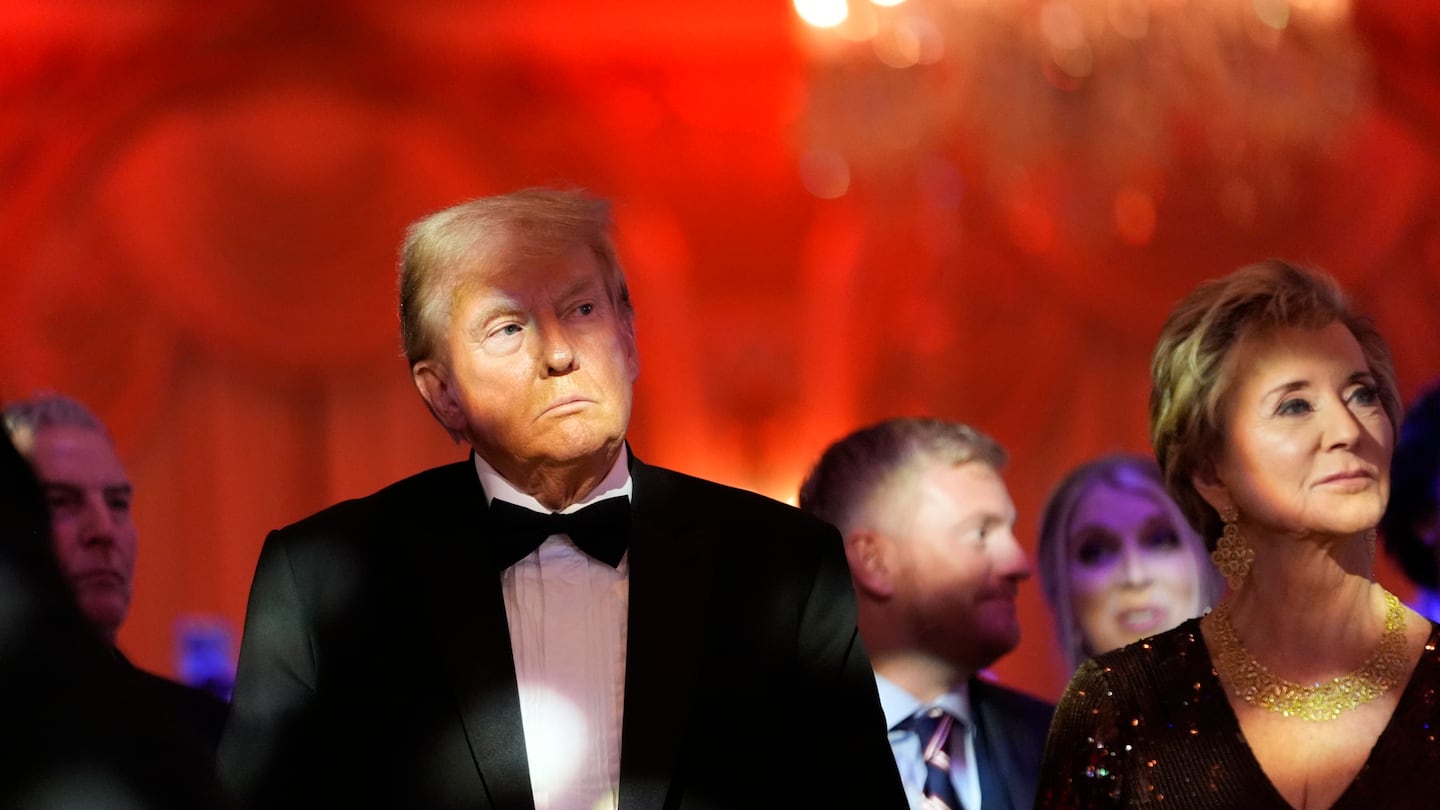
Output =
[
  {"x1": 514, "y1": 684, "x2": 589, "y2": 794},
  {"x1": 1253, "y1": 0, "x2": 1291, "y2": 30},
  {"x1": 795, "y1": 0, "x2": 848, "y2": 28}
]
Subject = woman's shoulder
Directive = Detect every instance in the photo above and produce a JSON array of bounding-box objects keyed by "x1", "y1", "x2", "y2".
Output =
[
  {"x1": 1407, "y1": 619, "x2": 1440, "y2": 685},
  {"x1": 1056, "y1": 617, "x2": 1215, "y2": 717},
  {"x1": 1089, "y1": 616, "x2": 1210, "y2": 675}
]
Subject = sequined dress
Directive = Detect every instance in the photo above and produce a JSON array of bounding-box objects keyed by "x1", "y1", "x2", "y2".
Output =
[{"x1": 1034, "y1": 617, "x2": 1440, "y2": 809}]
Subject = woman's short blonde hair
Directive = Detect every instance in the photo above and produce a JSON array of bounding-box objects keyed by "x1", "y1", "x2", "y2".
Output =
[{"x1": 1148, "y1": 259, "x2": 1401, "y2": 545}]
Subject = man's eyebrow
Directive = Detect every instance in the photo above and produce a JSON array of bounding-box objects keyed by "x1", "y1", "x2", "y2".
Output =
[
  {"x1": 465, "y1": 299, "x2": 521, "y2": 330},
  {"x1": 38, "y1": 481, "x2": 82, "y2": 497},
  {"x1": 38, "y1": 481, "x2": 133, "y2": 498},
  {"x1": 560, "y1": 276, "x2": 603, "y2": 299}
]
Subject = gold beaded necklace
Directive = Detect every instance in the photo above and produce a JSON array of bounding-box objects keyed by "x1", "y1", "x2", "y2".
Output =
[{"x1": 1209, "y1": 589, "x2": 1409, "y2": 722}]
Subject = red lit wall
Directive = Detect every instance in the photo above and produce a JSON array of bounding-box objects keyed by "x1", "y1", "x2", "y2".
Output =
[{"x1": 3, "y1": 0, "x2": 1439, "y2": 703}]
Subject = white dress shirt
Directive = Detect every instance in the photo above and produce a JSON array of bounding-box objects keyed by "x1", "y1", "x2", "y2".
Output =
[
  {"x1": 475, "y1": 449, "x2": 632, "y2": 810},
  {"x1": 875, "y1": 673, "x2": 981, "y2": 810}
]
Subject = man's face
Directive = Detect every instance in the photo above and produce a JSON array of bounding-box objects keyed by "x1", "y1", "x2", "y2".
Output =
[
  {"x1": 28, "y1": 424, "x2": 137, "y2": 641},
  {"x1": 883, "y1": 460, "x2": 1030, "y2": 673},
  {"x1": 416, "y1": 243, "x2": 638, "y2": 482}
]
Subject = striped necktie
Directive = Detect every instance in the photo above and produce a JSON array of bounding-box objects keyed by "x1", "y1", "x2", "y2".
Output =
[{"x1": 907, "y1": 707, "x2": 964, "y2": 810}]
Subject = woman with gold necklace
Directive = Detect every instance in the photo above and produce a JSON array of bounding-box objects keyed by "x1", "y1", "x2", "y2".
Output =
[{"x1": 1034, "y1": 260, "x2": 1440, "y2": 809}]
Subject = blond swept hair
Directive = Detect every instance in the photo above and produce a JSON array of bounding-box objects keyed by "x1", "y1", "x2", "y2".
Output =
[{"x1": 397, "y1": 187, "x2": 634, "y2": 368}]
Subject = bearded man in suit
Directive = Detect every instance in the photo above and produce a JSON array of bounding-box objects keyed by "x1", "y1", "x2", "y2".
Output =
[
  {"x1": 799, "y1": 418, "x2": 1054, "y2": 810},
  {"x1": 217, "y1": 188, "x2": 906, "y2": 810}
]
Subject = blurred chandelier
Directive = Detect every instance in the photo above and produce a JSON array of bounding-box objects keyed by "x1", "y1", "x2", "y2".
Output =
[{"x1": 793, "y1": 0, "x2": 1369, "y2": 234}]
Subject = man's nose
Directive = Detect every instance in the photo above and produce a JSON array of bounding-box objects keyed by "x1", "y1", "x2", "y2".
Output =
[
  {"x1": 78, "y1": 495, "x2": 118, "y2": 545},
  {"x1": 996, "y1": 530, "x2": 1032, "y2": 581},
  {"x1": 539, "y1": 320, "x2": 577, "y2": 375}
]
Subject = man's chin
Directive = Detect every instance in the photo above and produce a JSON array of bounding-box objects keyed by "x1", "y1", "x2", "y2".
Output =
[
  {"x1": 534, "y1": 429, "x2": 626, "y2": 464},
  {"x1": 477, "y1": 428, "x2": 624, "y2": 467},
  {"x1": 979, "y1": 628, "x2": 1023, "y2": 665},
  {"x1": 79, "y1": 597, "x2": 130, "y2": 638}
]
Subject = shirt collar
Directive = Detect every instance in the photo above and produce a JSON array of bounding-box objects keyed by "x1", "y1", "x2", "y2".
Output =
[
  {"x1": 473, "y1": 445, "x2": 632, "y2": 514},
  {"x1": 874, "y1": 672, "x2": 973, "y2": 731}
]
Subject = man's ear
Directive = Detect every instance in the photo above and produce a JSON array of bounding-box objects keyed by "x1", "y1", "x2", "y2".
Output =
[
  {"x1": 412, "y1": 360, "x2": 468, "y2": 436},
  {"x1": 1190, "y1": 458, "x2": 1231, "y2": 515},
  {"x1": 845, "y1": 529, "x2": 895, "y2": 599},
  {"x1": 624, "y1": 327, "x2": 640, "y2": 383}
]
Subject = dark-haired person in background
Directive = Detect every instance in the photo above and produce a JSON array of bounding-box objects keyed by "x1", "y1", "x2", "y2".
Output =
[
  {"x1": 0, "y1": 415, "x2": 227, "y2": 808},
  {"x1": 1381, "y1": 382, "x2": 1440, "y2": 621},
  {"x1": 4, "y1": 394, "x2": 229, "y2": 752}
]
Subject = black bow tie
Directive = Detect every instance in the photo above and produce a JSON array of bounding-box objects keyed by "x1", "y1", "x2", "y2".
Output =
[{"x1": 486, "y1": 496, "x2": 631, "y2": 569}]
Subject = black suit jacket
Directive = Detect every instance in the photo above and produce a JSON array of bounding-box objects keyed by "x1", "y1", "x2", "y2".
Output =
[
  {"x1": 218, "y1": 455, "x2": 906, "y2": 809},
  {"x1": 121, "y1": 653, "x2": 230, "y2": 754},
  {"x1": 970, "y1": 678, "x2": 1053, "y2": 810},
  {"x1": 0, "y1": 430, "x2": 228, "y2": 809}
]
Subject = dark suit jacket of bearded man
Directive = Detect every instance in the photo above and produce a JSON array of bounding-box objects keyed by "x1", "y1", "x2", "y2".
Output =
[
  {"x1": 968, "y1": 677, "x2": 1054, "y2": 810},
  {"x1": 217, "y1": 451, "x2": 907, "y2": 809}
]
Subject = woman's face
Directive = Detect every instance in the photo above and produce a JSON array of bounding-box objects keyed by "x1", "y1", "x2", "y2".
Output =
[
  {"x1": 1068, "y1": 482, "x2": 1203, "y2": 656},
  {"x1": 1208, "y1": 321, "x2": 1393, "y2": 542}
]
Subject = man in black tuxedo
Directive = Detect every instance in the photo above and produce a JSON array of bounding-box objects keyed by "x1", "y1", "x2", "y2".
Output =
[
  {"x1": 4, "y1": 394, "x2": 230, "y2": 753},
  {"x1": 799, "y1": 418, "x2": 1054, "y2": 810},
  {"x1": 217, "y1": 188, "x2": 906, "y2": 810}
]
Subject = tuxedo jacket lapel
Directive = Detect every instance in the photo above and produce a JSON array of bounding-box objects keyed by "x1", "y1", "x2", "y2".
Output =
[
  {"x1": 407, "y1": 460, "x2": 535, "y2": 810},
  {"x1": 617, "y1": 459, "x2": 715, "y2": 810}
]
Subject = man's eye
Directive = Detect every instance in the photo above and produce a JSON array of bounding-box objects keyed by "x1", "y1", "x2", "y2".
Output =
[{"x1": 45, "y1": 495, "x2": 80, "y2": 515}]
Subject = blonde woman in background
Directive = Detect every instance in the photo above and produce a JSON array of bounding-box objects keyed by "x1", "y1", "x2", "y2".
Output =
[{"x1": 1037, "y1": 454, "x2": 1223, "y2": 676}]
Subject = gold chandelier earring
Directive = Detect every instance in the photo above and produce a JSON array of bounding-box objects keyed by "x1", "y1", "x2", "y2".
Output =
[{"x1": 1211, "y1": 506, "x2": 1253, "y2": 590}]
